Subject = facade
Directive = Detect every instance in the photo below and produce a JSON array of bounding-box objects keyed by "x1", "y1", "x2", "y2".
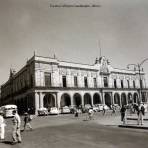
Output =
[{"x1": 1, "y1": 55, "x2": 148, "y2": 114}]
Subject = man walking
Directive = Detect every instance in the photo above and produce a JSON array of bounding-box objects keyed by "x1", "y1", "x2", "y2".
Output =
[
  {"x1": 23, "y1": 112, "x2": 33, "y2": 131},
  {"x1": 137, "y1": 103, "x2": 145, "y2": 125},
  {"x1": 102, "y1": 105, "x2": 106, "y2": 115},
  {"x1": 88, "y1": 108, "x2": 94, "y2": 120},
  {"x1": 120, "y1": 105, "x2": 126, "y2": 125},
  {"x1": 12, "y1": 110, "x2": 22, "y2": 145},
  {"x1": 0, "y1": 111, "x2": 5, "y2": 141}
]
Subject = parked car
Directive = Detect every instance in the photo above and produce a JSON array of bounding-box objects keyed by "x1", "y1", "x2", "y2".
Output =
[
  {"x1": 84, "y1": 104, "x2": 91, "y2": 109},
  {"x1": 61, "y1": 106, "x2": 71, "y2": 114},
  {"x1": 103, "y1": 105, "x2": 110, "y2": 110},
  {"x1": 69, "y1": 105, "x2": 77, "y2": 114},
  {"x1": 82, "y1": 104, "x2": 92, "y2": 113},
  {"x1": 113, "y1": 104, "x2": 121, "y2": 110},
  {"x1": 38, "y1": 107, "x2": 48, "y2": 116},
  {"x1": 49, "y1": 107, "x2": 59, "y2": 115},
  {"x1": 96, "y1": 104, "x2": 104, "y2": 111},
  {"x1": 92, "y1": 105, "x2": 99, "y2": 112}
]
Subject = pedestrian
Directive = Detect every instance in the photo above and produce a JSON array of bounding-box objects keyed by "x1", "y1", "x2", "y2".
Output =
[
  {"x1": 74, "y1": 108, "x2": 79, "y2": 118},
  {"x1": 111, "y1": 105, "x2": 116, "y2": 116},
  {"x1": 0, "y1": 111, "x2": 5, "y2": 141},
  {"x1": 120, "y1": 105, "x2": 126, "y2": 125},
  {"x1": 23, "y1": 112, "x2": 33, "y2": 131},
  {"x1": 11, "y1": 110, "x2": 22, "y2": 145},
  {"x1": 102, "y1": 105, "x2": 106, "y2": 115},
  {"x1": 88, "y1": 108, "x2": 94, "y2": 120},
  {"x1": 137, "y1": 103, "x2": 145, "y2": 125}
]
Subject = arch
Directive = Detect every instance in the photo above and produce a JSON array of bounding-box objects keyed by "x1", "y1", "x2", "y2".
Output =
[
  {"x1": 121, "y1": 93, "x2": 127, "y2": 105},
  {"x1": 114, "y1": 93, "x2": 120, "y2": 105},
  {"x1": 127, "y1": 93, "x2": 133, "y2": 104},
  {"x1": 93, "y1": 93, "x2": 101, "y2": 104},
  {"x1": 133, "y1": 93, "x2": 138, "y2": 103},
  {"x1": 60, "y1": 93, "x2": 71, "y2": 107},
  {"x1": 84, "y1": 93, "x2": 92, "y2": 105},
  {"x1": 104, "y1": 93, "x2": 111, "y2": 107},
  {"x1": 73, "y1": 93, "x2": 82, "y2": 107},
  {"x1": 44, "y1": 93, "x2": 55, "y2": 108}
]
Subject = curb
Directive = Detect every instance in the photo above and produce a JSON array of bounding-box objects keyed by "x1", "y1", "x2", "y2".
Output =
[
  {"x1": 118, "y1": 124, "x2": 148, "y2": 129},
  {"x1": 127, "y1": 118, "x2": 148, "y2": 121}
]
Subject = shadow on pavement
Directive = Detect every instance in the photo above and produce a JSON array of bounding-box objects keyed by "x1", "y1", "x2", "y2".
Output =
[{"x1": 2, "y1": 140, "x2": 13, "y2": 145}]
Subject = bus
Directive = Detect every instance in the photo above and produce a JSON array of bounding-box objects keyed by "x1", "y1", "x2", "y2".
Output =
[{"x1": 0, "y1": 105, "x2": 17, "y2": 118}]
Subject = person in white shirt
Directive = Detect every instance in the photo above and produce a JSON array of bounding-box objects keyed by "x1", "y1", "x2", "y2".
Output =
[
  {"x1": 12, "y1": 110, "x2": 22, "y2": 144},
  {"x1": 0, "y1": 111, "x2": 5, "y2": 141},
  {"x1": 88, "y1": 108, "x2": 94, "y2": 120},
  {"x1": 137, "y1": 103, "x2": 145, "y2": 125}
]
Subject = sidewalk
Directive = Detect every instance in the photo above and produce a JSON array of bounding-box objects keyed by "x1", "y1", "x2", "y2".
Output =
[
  {"x1": 91, "y1": 111, "x2": 148, "y2": 130},
  {"x1": 118, "y1": 112, "x2": 148, "y2": 129}
]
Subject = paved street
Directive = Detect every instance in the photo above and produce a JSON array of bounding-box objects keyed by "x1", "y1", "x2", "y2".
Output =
[{"x1": 1, "y1": 111, "x2": 148, "y2": 148}]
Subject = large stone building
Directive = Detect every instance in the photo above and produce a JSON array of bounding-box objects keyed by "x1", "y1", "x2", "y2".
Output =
[{"x1": 1, "y1": 54, "x2": 148, "y2": 114}]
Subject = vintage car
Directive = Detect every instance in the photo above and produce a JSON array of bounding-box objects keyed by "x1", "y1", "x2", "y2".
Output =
[
  {"x1": 38, "y1": 107, "x2": 48, "y2": 116},
  {"x1": 49, "y1": 107, "x2": 59, "y2": 115},
  {"x1": 60, "y1": 106, "x2": 71, "y2": 114}
]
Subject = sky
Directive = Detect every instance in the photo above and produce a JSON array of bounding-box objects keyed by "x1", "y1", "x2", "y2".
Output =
[{"x1": 0, "y1": 0, "x2": 148, "y2": 85}]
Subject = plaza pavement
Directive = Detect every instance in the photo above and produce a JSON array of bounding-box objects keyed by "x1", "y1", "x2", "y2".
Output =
[
  {"x1": 21, "y1": 110, "x2": 148, "y2": 130},
  {"x1": 1, "y1": 110, "x2": 148, "y2": 148}
]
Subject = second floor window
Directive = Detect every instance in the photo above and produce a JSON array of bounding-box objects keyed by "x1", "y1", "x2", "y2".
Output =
[
  {"x1": 127, "y1": 80, "x2": 130, "y2": 88},
  {"x1": 74, "y1": 76, "x2": 78, "y2": 87},
  {"x1": 84, "y1": 77, "x2": 88, "y2": 88},
  {"x1": 114, "y1": 79, "x2": 117, "y2": 88},
  {"x1": 94, "y1": 78, "x2": 97, "y2": 88},
  {"x1": 44, "y1": 72, "x2": 51, "y2": 87},
  {"x1": 104, "y1": 77, "x2": 108, "y2": 87},
  {"x1": 133, "y1": 80, "x2": 136, "y2": 88},
  {"x1": 140, "y1": 79, "x2": 143, "y2": 88},
  {"x1": 121, "y1": 80, "x2": 124, "y2": 88},
  {"x1": 30, "y1": 74, "x2": 34, "y2": 88},
  {"x1": 62, "y1": 76, "x2": 67, "y2": 87}
]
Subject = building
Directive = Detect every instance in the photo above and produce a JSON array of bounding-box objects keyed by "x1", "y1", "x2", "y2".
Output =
[{"x1": 1, "y1": 54, "x2": 148, "y2": 114}]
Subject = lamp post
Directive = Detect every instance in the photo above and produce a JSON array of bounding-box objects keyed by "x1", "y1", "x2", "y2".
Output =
[{"x1": 127, "y1": 58, "x2": 148, "y2": 103}]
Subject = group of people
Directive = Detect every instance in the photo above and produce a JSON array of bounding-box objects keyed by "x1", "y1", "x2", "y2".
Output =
[
  {"x1": 0, "y1": 110, "x2": 33, "y2": 145},
  {"x1": 74, "y1": 107, "x2": 94, "y2": 120},
  {"x1": 120, "y1": 102, "x2": 145, "y2": 125}
]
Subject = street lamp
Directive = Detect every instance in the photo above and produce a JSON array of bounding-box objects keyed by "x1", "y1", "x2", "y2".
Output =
[{"x1": 127, "y1": 58, "x2": 148, "y2": 103}]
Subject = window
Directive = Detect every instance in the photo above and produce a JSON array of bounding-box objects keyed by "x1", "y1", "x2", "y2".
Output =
[
  {"x1": 30, "y1": 75, "x2": 34, "y2": 88},
  {"x1": 74, "y1": 76, "x2": 78, "y2": 87},
  {"x1": 104, "y1": 77, "x2": 108, "y2": 87},
  {"x1": 84, "y1": 77, "x2": 88, "y2": 88},
  {"x1": 114, "y1": 79, "x2": 117, "y2": 88},
  {"x1": 62, "y1": 76, "x2": 67, "y2": 87},
  {"x1": 133, "y1": 80, "x2": 136, "y2": 88},
  {"x1": 44, "y1": 72, "x2": 51, "y2": 87},
  {"x1": 121, "y1": 80, "x2": 124, "y2": 88},
  {"x1": 127, "y1": 80, "x2": 130, "y2": 88},
  {"x1": 93, "y1": 78, "x2": 97, "y2": 88},
  {"x1": 140, "y1": 79, "x2": 143, "y2": 88}
]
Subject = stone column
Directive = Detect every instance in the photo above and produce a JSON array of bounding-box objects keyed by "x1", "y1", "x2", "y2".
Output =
[
  {"x1": 57, "y1": 92, "x2": 62, "y2": 109},
  {"x1": 112, "y1": 92, "x2": 114, "y2": 105},
  {"x1": 39, "y1": 92, "x2": 44, "y2": 108},
  {"x1": 101, "y1": 92, "x2": 105, "y2": 104},
  {"x1": 69, "y1": 92, "x2": 73, "y2": 106},
  {"x1": 52, "y1": 93, "x2": 57, "y2": 107},
  {"x1": 35, "y1": 92, "x2": 40, "y2": 115},
  {"x1": 81, "y1": 92, "x2": 84, "y2": 106}
]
